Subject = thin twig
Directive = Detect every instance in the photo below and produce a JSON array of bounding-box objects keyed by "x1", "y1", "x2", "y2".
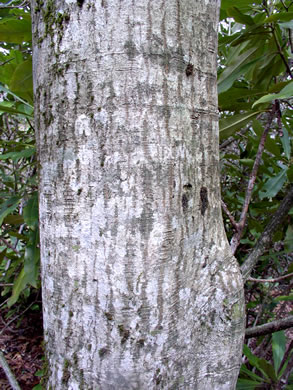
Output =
[
  {"x1": 241, "y1": 184, "x2": 293, "y2": 280},
  {"x1": 219, "y1": 126, "x2": 250, "y2": 150},
  {"x1": 0, "y1": 298, "x2": 38, "y2": 336},
  {"x1": 271, "y1": 25, "x2": 293, "y2": 79},
  {"x1": 279, "y1": 0, "x2": 288, "y2": 10},
  {"x1": 0, "y1": 58, "x2": 14, "y2": 66},
  {"x1": 221, "y1": 200, "x2": 238, "y2": 230},
  {"x1": 247, "y1": 272, "x2": 293, "y2": 283},
  {"x1": 230, "y1": 105, "x2": 277, "y2": 254},
  {"x1": 0, "y1": 237, "x2": 19, "y2": 254}
]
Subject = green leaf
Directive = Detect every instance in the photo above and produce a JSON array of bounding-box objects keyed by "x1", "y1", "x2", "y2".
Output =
[
  {"x1": 0, "y1": 101, "x2": 33, "y2": 117},
  {"x1": 264, "y1": 12, "x2": 293, "y2": 23},
  {"x1": 32, "y1": 385, "x2": 43, "y2": 390},
  {"x1": 218, "y1": 87, "x2": 263, "y2": 111},
  {"x1": 273, "y1": 295, "x2": 293, "y2": 302},
  {"x1": 23, "y1": 192, "x2": 38, "y2": 228},
  {"x1": 221, "y1": 0, "x2": 262, "y2": 11},
  {"x1": 236, "y1": 378, "x2": 263, "y2": 389},
  {"x1": 0, "y1": 85, "x2": 33, "y2": 107},
  {"x1": 0, "y1": 147, "x2": 35, "y2": 162},
  {"x1": 272, "y1": 331, "x2": 286, "y2": 374},
  {"x1": 219, "y1": 111, "x2": 263, "y2": 140},
  {"x1": 259, "y1": 167, "x2": 288, "y2": 199},
  {"x1": 7, "y1": 267, "x2": 29, "y2": 307},
  {"x1": 227, "y1": 7, "x2": 254, "y2": 25},
  {"x1": 243, "y1": 344, "x2": 261, "y2": 368},
  {"x1": 264, "y1": 140, "x2": 281, "y2": 159},
  {"x1": 0, "y1": 196, "x2": 21, "y2": 225},
  {"x1": 258, "y1": 359, "x2": 277, "y2": 381},
  {"x1": 0, "y1": 15, "x2": 32, "y2": 43},
  {"x1": 3, "y1": 214, "x2": 24, "y2": 225},
  {"x1": 239, "y1": 364, "x2": 264, "y2": 382},
  {"x1": 279, "y1": 21, "x2": 293, "y2": 29},
  {"x1": 7, "y1": 231, "x2": 40, "y2": 307},
  {"x1": 280, "y1": 127, "x2": 291, "y2": 160},
  {"x1": 252, "y1": 82, "x2": 293, "y2": 108},
  {"x1": 242, "y1": 344, "x2": 272, "y2": 380},
  {"x1": 287, "y1": 166, "x2": 293, "y2": 183},
  {"x1": 23, "y1": 244, "x2": 39, "y2": 286},
  {"x1": 284, "y1": 225, "x2": 293, "y2": 252},
  {"x1": 9, "y1": 58, "x2": 33, "y2": 104},
  {"x1": 218, "y1": 47, "x2": 259, "y2": 94}
]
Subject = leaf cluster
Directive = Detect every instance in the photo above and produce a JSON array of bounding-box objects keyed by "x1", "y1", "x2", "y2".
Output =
[
  {"x1": 0, "y1": 1, "x2": 38, "y2": 308},
  {"x1": 219, "y1": 1, "x2": 293, "y2": 388}
]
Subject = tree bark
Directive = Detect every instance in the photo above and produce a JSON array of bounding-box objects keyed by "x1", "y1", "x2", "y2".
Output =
[{"x1": 31, "y1": 1, "x2": 245, "y2": 389}]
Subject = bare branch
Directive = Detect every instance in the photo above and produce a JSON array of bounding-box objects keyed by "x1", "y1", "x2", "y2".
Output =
[
  {"x1": 247, "y1": 272, "x2": 293, "y2": 283},
  {"x1": 0, "y1": 237, "x2": 19, "y2": 254},
  {"x1": 241, "y1": 184, "x2": 293, "y2": 280},
  {"x1": 245, "y1": 315, "x2": 293, "y2": 338},
  {"x1": 221, "y1": 200, "x2": 238, "y2": 231},
  {"x1": 230, "y1": 106, "x2": 277, "y2": 254}
]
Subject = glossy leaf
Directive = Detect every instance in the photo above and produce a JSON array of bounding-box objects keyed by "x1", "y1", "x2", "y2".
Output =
[
  {"x1": 7, "y1": 231, "x2": 40, "y2": 307},
  {"x1": 0, "y1": 15, "x2": 31, "y2": 43},
  {"x1": 0, "y1": 196, "x2": 21, "y2": 225},
  {"x1": 252, "y1": 82, "x2": 293, "y2": 107},
  {"x1": 23, "y1": 192, "x2": 38, "y2": 229},
  {"x1": 239, "y1": 364, "x2": 264, "y2": 382},
  {"x1": 280, "y1": 127, "x2": 291, "y2": 160},
  {"x1": 227, "y1": 7, "x2": 254, "y2": 25},
  {"x1": 0, "y1": 85, "x2": 33, "y2": 108},
  {"x1": 264, "y1": 12, "x2": 293, "y2": 23},
  {"x1": 258, "y1": 359, "x2": 277, "y2": 381},
  {"x1": 284, "y1": 225, "x2": 293, "y2": 252},
  {"x1": 7, "y1": 267, "x2": 30, "y2": 307},
  {"x1": 221, "y1": 0, "x2": 262, "y2": 11},
  {"x1": 218, "y1": 47, "x2": 259, "y2": 94},
  {"x1": 0, "y1": 147, "x2": 35, "y2": 161},
  {"x1": 3, "y1": 214, "x2": 24, "y2": 225},
  {"x1": 219, "y1": 111, "x2": 263, "y2": 140},
  {"x1": 272, "y1": 331, "x2": 286, "y2": 374},
  {"x1": 236, "y1": 378, "x2": 262, "y2": 389},
  {"x1": 279, "y1": 21, "x2": 293, "y2": 29},
  {"x1": 273, "y1": 295, "x2": 293, "y2": 302},
  {"x1": 218, "y1": 87, "x2": 263, "y2": 111},
  {"x1": 0, "y1": 102, "x2": 33, "y2": 117},
  {"x1": 9, "y1": 58, "x2": 33, "y2": 104},
  {"x1": 259, "y1": 167, "x2": 288, "y2": 199}
]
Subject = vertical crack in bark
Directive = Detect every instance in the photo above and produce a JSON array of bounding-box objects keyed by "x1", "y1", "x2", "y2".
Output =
[{"x1": 200, "y1": 186, "x2": 208, "y2": 216}]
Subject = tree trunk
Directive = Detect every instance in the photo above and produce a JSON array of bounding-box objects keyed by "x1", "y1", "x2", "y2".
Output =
[{"x1": 31, "y1": 1, "x2": 245, "y2": 389}]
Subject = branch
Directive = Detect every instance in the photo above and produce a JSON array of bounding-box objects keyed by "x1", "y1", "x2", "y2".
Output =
[
  {"x1": 0, "y1": 237, "x2": 19, "y2": 254},
  {"x1": 271, "y1": 25, "x2": 293, "y2": 79},
  {"x1": 245, "y1": 315, "x2": 293, "y2": 338},
  {"x1": 221, "y1": 200, "x2": 238, "y2": 230},
  {"x1": 230, "y1": 106, "x2": 276, "y2": 254},
  {"x1": 0, "y1": 350, "x2": 21, "y2": 390},
  {"x1": 247, "y1": 272, "x2": 293, "y2": 283},
  {"x1": 241, "y1": 184, "x2": 293, "y2": 280}
]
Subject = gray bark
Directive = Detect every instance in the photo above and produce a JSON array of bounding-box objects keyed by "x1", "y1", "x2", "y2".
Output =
[{"x1": 31, "y1": 1, "x2": 245, "y2": 389}]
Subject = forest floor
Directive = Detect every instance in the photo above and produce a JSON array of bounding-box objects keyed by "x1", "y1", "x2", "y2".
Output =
[{"x1": 0, "y1": 307, "x2": 43, "y2": 390}]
